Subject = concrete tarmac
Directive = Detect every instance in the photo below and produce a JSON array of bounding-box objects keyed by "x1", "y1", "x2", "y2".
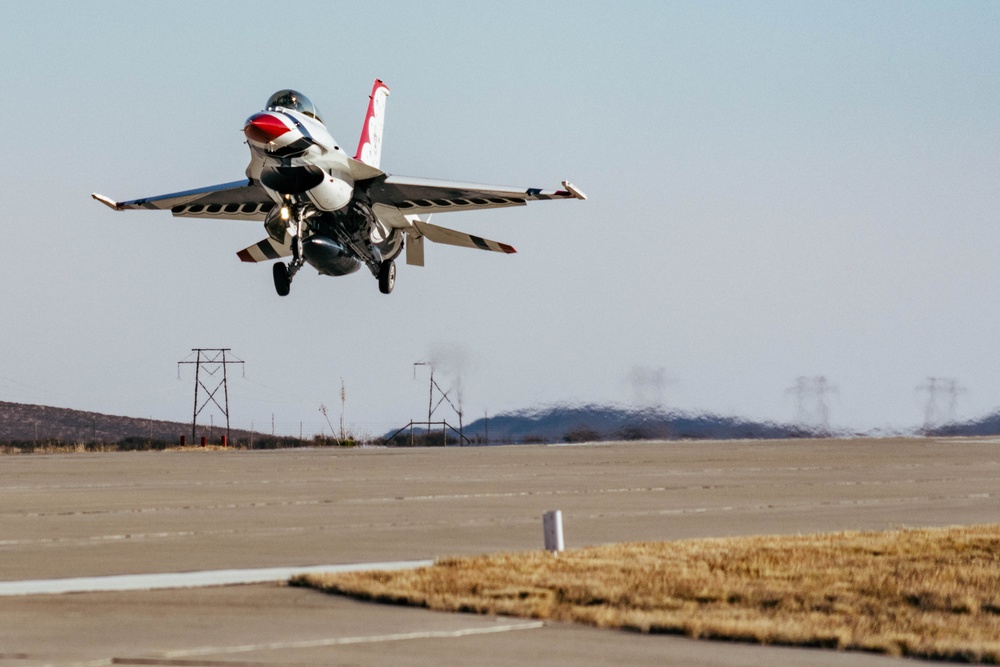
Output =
[{"x1": 1, "y1": 438, "x2": 998, "y2": 665}]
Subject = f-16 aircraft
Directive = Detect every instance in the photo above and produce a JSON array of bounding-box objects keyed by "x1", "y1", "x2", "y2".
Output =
[{"x1": 93, "y1": 80, "x2": 585, "y2": 295}]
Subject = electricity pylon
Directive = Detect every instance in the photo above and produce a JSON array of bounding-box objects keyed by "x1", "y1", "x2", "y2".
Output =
[
  {"x1": 917, "y1": 377, "x2": 965, "y2": 431},
  {"x1": 178, "y1": 348, "x2": 244, "y2": 443},
  {"x1": 786, "y1": 375, "x2": 837, "y2": 432}
]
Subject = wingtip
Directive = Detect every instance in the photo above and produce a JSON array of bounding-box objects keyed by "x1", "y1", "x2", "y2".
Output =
[
  {"x1": 562, "y1": 181, "x2": 587, "y2": 201},
  {"x1": 91, "y1": 193, "x2": 122, "y2": 210}
]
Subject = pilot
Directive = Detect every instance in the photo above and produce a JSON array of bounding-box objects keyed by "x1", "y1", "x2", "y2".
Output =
[{"x1": 266, "y1": 90, "x2": 322, "y2": 122}]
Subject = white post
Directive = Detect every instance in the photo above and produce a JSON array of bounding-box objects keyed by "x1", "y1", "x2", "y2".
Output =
[{"x1": 543, "y1": 510, "x2": 564, "y2": 553}]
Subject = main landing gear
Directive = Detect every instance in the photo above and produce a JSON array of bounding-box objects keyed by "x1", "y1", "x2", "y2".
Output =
[
  {"x1": 273, "y1": 262, "x2": 291, "y2": 297},
  {"x1": 273, "y1": 246, "x2": 306, "y2": 297},
  {"x1": 378, "y1": 259, "x2": 396, "y2": 295},
  {"x1": 275, "y1": 258, "x2": 396, "y2": 296},
  {"x1": 273, "y1": 252, "x2": 306, "y2": 297}
]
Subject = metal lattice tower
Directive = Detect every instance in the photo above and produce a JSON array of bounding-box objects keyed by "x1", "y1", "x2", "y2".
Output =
[
  {"x1": 414, "y1": 361, "x2": 463, "y2": 440},
  {"x1": 178, "y1": 348, "x2": 244, "y2": 442},
  {"x1": 786, "y1": 375, "x2": 837, "y2": 432},
  {"x1": 627, "y1": 366, "x2": 669, "y2": 407},
  {"x1": 917, "y1": 377, "x2": 965, "y2": 431}
]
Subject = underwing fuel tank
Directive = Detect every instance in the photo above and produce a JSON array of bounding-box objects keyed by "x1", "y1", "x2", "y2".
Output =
[{"x1": 302, "y1": 236, "x2": 362, "y2": 276}]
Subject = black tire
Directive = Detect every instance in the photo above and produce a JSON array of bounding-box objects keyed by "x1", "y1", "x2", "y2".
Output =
[
  {"x1": 273, "y1": 262, "x2": 291, "y2": 297},
  {"x1": 378, "y1": 260, "x2": 396, "y2": 294}
]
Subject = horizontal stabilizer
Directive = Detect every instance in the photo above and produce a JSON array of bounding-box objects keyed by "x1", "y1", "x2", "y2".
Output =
[
  {"x1": 412, "y1": 220, "x2": 516, "y2": 254},
  {"x1": 236, "y1": 236, "x2": 291, "y2": 263}
]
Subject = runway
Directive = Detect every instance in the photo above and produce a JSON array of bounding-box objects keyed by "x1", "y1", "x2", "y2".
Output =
[{"x1": 1, "y1": 438, "x2": 998, "y2": 665}]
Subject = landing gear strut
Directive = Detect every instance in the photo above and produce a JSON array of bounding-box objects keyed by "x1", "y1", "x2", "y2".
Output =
[
  {"x1": 273, "y1": 205, "x2": 309, "y2": 297},
  {"x1": 378, "y1": 259, "x2": 396, "y2": 294}
]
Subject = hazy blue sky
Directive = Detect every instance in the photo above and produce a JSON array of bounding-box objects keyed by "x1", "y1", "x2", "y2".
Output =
[{"x1": 1, "y1": 1, "x2": 998, "y2": 436}]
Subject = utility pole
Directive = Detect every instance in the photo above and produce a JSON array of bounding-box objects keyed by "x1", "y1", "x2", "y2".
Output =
[
  {"x1": 319, "y1": 404, "x2": 335, "y2": 437},
  {"x1": 178, "y1": 348, "x2": 244, "y2": 444},
  {"x1": 340, "y1": 378, "x2": 346, "y2": 440}
]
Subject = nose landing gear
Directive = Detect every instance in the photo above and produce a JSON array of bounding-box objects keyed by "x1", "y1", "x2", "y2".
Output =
[{"x1": 272, "y1": 204, "x2": 310, "y2": 297}]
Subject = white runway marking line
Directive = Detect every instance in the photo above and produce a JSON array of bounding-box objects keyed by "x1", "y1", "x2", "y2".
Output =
[
  {"x1": 158, "y1": 621, "x2": 547, "y2": 658},
  {"x1": 0, "y1": 560, "x2": 434, "y2": 597}
]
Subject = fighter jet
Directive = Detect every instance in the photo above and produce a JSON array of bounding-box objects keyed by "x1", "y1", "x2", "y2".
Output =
[{"x1": 93, "y1": 80, "x2": 585, "y2": 296}]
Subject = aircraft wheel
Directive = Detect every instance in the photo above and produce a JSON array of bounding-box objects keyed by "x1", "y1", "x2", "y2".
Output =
[
  {"x1": 273, "y1": 261, "x2": 291, "y2": 297},
  {"x1": 378, "y1": 260, "x2": 396, "y2": 294}
]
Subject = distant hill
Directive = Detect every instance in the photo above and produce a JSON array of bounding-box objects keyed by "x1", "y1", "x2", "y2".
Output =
[
  {"x1": 926, "y1": 411, "x2": 1000, "y2": 437},
  {"x1": 391, "y1": 404, "x2": 814, "y2": 445},
  {"x1": 0, "y1": 401, "x2": 244, "y2": 444},
  {"x1": 1, "y1": 401, "x2": 820, "y2": 449}
]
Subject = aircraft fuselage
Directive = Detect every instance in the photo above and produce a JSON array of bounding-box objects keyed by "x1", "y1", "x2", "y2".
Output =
[{"x1": 243, "y1": 105, "x2": 400, "y2": 277}]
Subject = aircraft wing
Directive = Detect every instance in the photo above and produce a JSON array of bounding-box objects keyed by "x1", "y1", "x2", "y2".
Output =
[
  {"x1": 364, "y1": 175, "x2": 586, "y2": 228},
  {"x1": 92, "y1": 179, "x2": 274, "y2": 221}
]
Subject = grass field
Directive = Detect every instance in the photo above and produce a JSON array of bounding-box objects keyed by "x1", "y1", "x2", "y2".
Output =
[{"x1": 295, "y1": 525, "x2": 1000, "y2": 663}]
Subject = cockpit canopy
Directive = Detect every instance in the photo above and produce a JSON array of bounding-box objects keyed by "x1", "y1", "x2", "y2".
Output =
[{"x1": 266, "y1": 89, "x2": 323, "y2": 123}]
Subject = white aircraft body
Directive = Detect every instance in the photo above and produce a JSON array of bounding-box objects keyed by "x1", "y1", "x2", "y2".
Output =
[{"x1": 93, "y1": 80, "x2": 585, "y2": 295}]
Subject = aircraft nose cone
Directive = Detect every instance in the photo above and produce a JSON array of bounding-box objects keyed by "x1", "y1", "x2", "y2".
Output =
[{"x1": 244, "y1": 112, "x2": 290, "y2": 144}]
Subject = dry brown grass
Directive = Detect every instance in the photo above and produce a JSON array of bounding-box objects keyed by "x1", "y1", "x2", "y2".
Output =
[{"x1": 294, "y1": 525, "x2": 1000, "y2": 662}]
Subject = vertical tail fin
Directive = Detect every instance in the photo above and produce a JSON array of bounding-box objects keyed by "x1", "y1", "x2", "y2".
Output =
[{"x1": 354, "y1": 79, "x2": 390, "y2": 169}]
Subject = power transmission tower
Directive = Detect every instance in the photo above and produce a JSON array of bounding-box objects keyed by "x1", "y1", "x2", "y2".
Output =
[
  {"x1": 786, "y1": 375, "x2": 837, "y2": 432},
  {"x1": 178, "y1": 348, "x2": 244, "y2": 443},
  {"x1": 627, "y1": 366, "x2": 669, "y2": 408},
  {"x1": 917, "y1": 377, "x2": 965, "y2": 432},
  {"x1": 411, "y1": 361, "x2": 464, "y2": 444},
  {"x1": 788, "y1": 377, "x2": 810, "y2": 425}
]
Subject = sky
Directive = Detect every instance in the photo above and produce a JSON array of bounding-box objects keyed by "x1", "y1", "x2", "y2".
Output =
[{"x1": 1, "y1": 1, "x2": 998, "y2": 436}]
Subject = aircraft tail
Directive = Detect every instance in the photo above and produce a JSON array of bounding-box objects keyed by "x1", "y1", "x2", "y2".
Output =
[{"x1": 354, "y1": 79, "x2": 390, "y2": 168}]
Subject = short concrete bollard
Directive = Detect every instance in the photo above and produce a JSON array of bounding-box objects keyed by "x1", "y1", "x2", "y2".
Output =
[{"x1": 543, "y1": 510, "x2": 564, "y2": 553}]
